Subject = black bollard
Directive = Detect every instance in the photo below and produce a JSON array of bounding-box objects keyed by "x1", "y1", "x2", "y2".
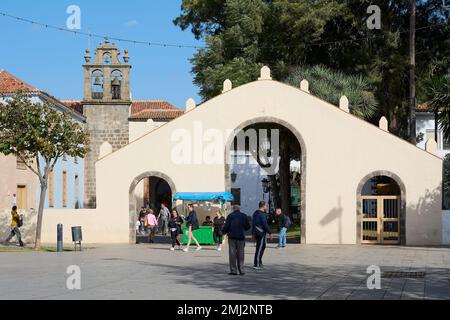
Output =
[{"x1": 57, "y1": 224, "x2": 63, "y2": 253}]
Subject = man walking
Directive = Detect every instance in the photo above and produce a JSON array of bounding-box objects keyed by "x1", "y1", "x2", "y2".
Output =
[
  {"x1": 4, "y1": 206, "x2": 24, "y2": 247},
  {"x1": 275, "y1": 208, "x2": 291, "y2": 248},
  {"x1": 159, "y1": 203, "x2": 170, "y2": 236},
  {"x1": 222, "y1": 205, "x2": 250, "y2": 275},
  {"x1": 252, "y1": 201, "x2": 272, "y2": 270}
]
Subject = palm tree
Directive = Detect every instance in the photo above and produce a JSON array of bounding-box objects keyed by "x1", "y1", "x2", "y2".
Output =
[
  {"x1": 427, "y1": 76, "x2": 450, "y2": 141},
  {"x1": 284, "y1": 65, "x2": 379, "y2": 121}
]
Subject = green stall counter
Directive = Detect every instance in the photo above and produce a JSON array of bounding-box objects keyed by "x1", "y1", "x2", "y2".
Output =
[{"x1": 182, "y1": 225, "x2": 215, "y2": 245}]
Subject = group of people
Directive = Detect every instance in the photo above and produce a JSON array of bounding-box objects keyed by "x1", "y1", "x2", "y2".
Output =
[{"x1": 138, "y1": 200, "x2": 292, "y2": 276}]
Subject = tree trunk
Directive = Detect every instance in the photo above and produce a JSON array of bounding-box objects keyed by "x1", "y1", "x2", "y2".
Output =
[
  {"x1": 409, "y1": 0, "x2": 416, "y2": 144},
  {"x1": 34, "y1": 182, "x2": 47, "y2": 250},
  {"x1": 279, "y1": 139, "x2": 291, "y2": 218}
]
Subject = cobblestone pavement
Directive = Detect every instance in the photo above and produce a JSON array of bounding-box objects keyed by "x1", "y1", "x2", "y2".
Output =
[{"x1": 0, "y1": 242, "x2": 449, "y2": 300}]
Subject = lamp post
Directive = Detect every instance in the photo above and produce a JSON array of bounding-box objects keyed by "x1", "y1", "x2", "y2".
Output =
[{"x1": 261, "y1": 177, "x2": 272, "y2": 214}]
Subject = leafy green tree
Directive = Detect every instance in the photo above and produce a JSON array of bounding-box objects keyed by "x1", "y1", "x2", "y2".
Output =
[
  {"x1": 0, "y1": 93, "x2": 89, "y2": 249},
  {"x1": 285, "y1": 65, "x2": 378, "y2": 120},
  {"x1": 175, "y1": 0, "x2": 450, "y2": 136}
]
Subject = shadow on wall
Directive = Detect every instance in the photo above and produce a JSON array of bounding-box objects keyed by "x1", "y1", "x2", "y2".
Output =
[
  {"x1": 319, "y1": 197, "x2": 343, "y2": 244},
  {"x1": 407, "y1": 184, "x2": 443, "y2": 243},
  {"x1": 0, "y1": 209, "x2": 37, "y2": 244}
]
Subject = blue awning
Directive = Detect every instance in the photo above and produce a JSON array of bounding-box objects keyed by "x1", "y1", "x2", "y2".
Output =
[{"x1": 173, "y1": 192, "x2": 234, "y2": 204}]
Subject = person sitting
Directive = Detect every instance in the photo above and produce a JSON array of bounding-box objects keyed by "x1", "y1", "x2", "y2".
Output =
[{"x1": 202, "y1": 216, "x2": 213, "y2": 227}]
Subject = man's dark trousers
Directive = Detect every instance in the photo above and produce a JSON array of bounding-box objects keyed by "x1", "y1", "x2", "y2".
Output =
[
  {"x1": 228, "y1": 238, "x2": 246, "y2": 274},
  {"x1": 254, "y1": 233, "x2": 267, "y2": 267}
]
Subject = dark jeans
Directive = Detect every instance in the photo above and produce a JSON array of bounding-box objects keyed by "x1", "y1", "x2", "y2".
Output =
[
  {"x1": 254, "y1": 233, "x2": 267, "y2": 267},
  {"x1": 159, "y1": 218, "x2": 168, "y2": 235},
  {"x1": 228, "y1": 238, "x2": 246, "y2": 274},
  {"x1": 213, "y1": 229, "x2": 223, "y2": 244},
  {"x1": 170, "y1": 230, "x2": 181, "y2": 247},
  {"x1": 5, "y1": 227, "x2": 23, "y2": 246}
]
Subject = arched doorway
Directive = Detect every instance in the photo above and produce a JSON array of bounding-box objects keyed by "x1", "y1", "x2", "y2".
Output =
[
  {"x1": 357, "y1": 172, "x2": 406, "y2": 245},
  {"x1": 128, "y1": 171, "x2": 176, "y2": 244},
  {"x1": 224, "y1": 117, "x2": 307, "y2": 244}
]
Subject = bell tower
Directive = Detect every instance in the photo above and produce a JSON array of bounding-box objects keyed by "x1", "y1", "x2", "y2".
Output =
[{"x1": 82, "y1": 38, "x2": 131, "y2": 208}]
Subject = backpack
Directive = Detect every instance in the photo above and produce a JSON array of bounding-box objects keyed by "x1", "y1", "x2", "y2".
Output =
[{"x1": 17, "y1": 215, "x2": 24, "y2": 228}]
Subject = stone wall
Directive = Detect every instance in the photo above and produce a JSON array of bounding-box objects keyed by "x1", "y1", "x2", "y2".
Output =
[{"x1": 83, "y1": 104, "x2": 130, "y2": 208}]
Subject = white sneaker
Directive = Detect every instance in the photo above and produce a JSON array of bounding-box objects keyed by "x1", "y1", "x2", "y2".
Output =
[
  {"x1": 216, "y1": 246, "x2": 222, "y2": 251},
  {"x1": 183, "y1": 248, "x2": 189, "y2": 252},
  {"x1": 195, "y1": 246, "x2": 202, "y2": 251},
  {"x1": 170, "y1": 247, "x2": 175, "y2": 251}
]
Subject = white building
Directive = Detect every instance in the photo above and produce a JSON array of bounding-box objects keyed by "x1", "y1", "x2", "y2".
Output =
[{"x1": 416, "y1": 103, "x2": 450, "y2": 158}]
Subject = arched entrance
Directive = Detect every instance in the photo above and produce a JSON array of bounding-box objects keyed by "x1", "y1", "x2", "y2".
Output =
[
  {"x1": 128, "y1": 171, "x2": 176, "y2": 244},
  {"x1": 224, "y1": 117, "x2": 307, "y2": 244},
  {"x1": 356, "y1": 171, "x2": 406, "y2": 245}
]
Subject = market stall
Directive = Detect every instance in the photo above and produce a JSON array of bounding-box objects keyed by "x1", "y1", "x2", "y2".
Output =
[{"x1": 172, "y1": 192, "x2": 234, "y2": 245}]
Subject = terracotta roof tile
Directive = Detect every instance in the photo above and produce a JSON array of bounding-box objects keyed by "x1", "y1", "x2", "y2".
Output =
[
  {"x1": 131, "y1": 100, "x2": 177, "y2": 114},
  {"x1": 0, "y1": 70, "x2": 38, "y2": 93},
  {"x1": 129, "y1": 109, "x2": 185, "y2": 120},
  {"x1": 61, "y1": 100, "x2": 84, "y2": 114}
]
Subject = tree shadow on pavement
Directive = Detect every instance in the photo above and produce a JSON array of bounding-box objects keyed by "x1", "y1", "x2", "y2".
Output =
[{"x1": 144, "y1": 261, "x2": 368, "y2": 299}]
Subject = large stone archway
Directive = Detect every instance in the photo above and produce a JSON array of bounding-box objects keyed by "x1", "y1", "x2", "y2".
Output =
[
  {"x1": 128, "y1": 171, "x2": 177, "y2": 244},
  {"x1": 356, "y1": 171, "x2": 406, "y2": 245},
  {"x1": 224, "y1": 116, "x2": 307, "y2": 243}
]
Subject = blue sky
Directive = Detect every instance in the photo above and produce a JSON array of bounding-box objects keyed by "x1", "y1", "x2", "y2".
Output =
[{"x1": 0, "y1": 0, "x2": 202, "y2": 108}]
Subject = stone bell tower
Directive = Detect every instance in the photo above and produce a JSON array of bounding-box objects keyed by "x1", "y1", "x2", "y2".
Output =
[{"x1": 82, "y1": 38, "x2": 131, "y2": 208}]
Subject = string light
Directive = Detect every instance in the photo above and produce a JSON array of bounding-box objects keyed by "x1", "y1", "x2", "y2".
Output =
[{"x1": 0, "y1": 11, "x2": 446, "y2": 50}]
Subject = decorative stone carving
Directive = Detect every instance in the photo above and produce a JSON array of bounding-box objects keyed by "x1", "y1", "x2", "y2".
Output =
[
  {"x1": 98, "y1": 141, "x2": 113, "y2": 159},
  {"x1": 186, "y1": 98, "x2": 196, "y2": 112},
  {"x1": 258, "y1": 66, "x2": 272, "y2": 80},
  {"x1": 300, "y1": 79, "x2": 309, "y2": 93},
  {"x1": 339, "y1": 96, "x2": 349, "y2": 113},
  {"x1": 379, "y1": 116, "x2": 389, "y2": 132},
  {"x1": 222, "y1": 79, "x2": 232, "y2": 93},
  {"x1": 425, "y1": 138, "x2": 438, "y2": 155}
]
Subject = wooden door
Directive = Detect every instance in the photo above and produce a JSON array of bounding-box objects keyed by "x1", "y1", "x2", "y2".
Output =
[
  {"x1": 16, "y1": 185, "x2": 27, "y2": 210},
  {"x1": 361, "y1": 196, "x2": 400, "y2": 244}
]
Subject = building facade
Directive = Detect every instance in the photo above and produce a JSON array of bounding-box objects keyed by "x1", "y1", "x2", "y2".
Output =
[{"x1": 39, "y1": 66, "x2": 443, "y2": 246}]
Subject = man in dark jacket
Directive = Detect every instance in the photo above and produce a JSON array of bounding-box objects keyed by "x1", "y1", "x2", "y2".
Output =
[
  {"x1": 252, "y1": 201, "x2": 272, "y2": 269},
  {"x1": 222, "y1": 205, "x2": 251, "y2": 275},
  {"x1": 275, "y1": 208, "x2": 291, "y2": 248}
]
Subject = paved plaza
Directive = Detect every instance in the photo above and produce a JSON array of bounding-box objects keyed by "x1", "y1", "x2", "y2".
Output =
[{"x1": 1, "y1": 242, "x2": 450, "y2": 300}]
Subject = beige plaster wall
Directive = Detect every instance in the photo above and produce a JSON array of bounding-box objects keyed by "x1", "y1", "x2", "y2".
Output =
[
  {"x1": 41, "y1": 79, "x2": 443, "y2": 245},
  {"x1": 0, "y1": 154, "x2": 37, "y2": 211}
]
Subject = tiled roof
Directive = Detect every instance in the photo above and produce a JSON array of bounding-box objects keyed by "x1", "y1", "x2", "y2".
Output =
[
  {"x1": 129, "y1": 100, "x2": 184, "y2": 120},
  {"x1": 131, "y1": 100, "x2": 177, "y2": 114},
  {"x1": 129, "y1": 109, "x2": 185, "y2": 120},
  {"x1": 61, "y1": 100, "x2": 84, "y2": 114},
  {"x1": 0, "y1": 70, "x2": 38, "y2": 93}
]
